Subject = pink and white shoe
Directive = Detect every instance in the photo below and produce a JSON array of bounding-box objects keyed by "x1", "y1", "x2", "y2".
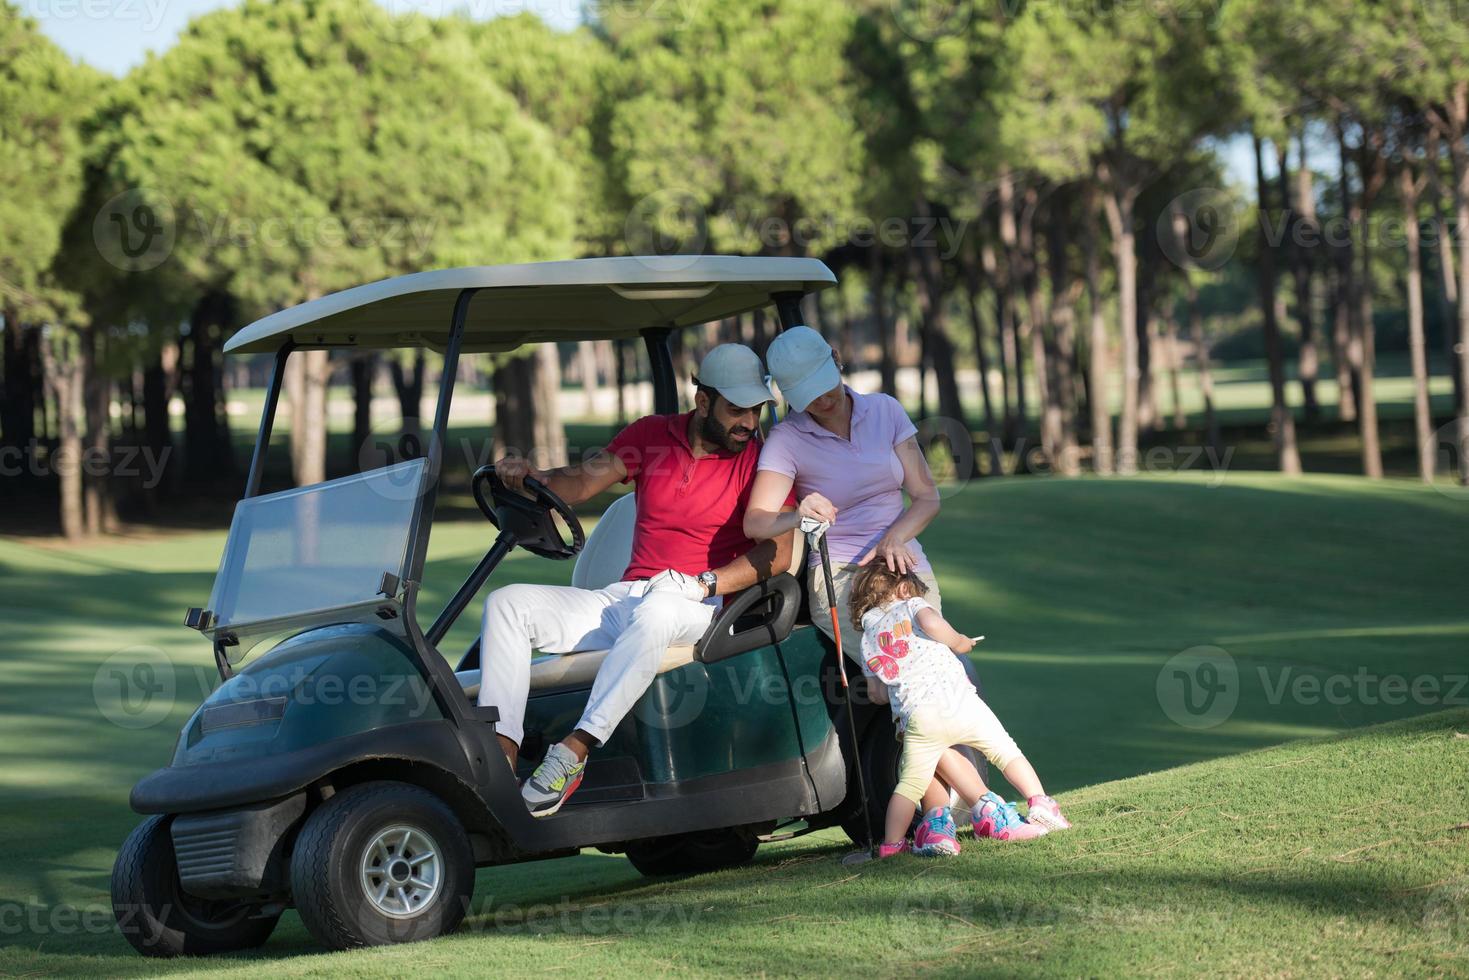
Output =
[
  {"x1": 973, "y1": 793, "x2": 1048, "y2": 841},
  {"x1": 1026, "y1": 794, "x2": 1072, "y2": 832},
  {"x1": 913, "y1": 807, "x2": 961, "y2": 857},
  {"x1": 878, "y1": 840, "x2": 910, "y2": 859}
]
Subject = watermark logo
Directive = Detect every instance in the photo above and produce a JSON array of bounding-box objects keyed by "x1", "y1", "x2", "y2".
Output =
[
  {"x1": 1159, "y1": 188, "x2": 1241, "y2": 272},
  {"x1": 1156, "y1": 645, "x2": 1238, "y2": 730},
  {"x1": 891, "y1": 0, "x2": 971, "y2": 41},
  {"x1": 93, "y1": 645, "x2": 176, "y2": 729},
  {"x1": 93, "y1": 188, "x2": 175, "y2": 272},
  {"x1": 1429, "y1": 418, "x2": 1469, "y2": 500},
  {"x1": 623, "y1": 189, "x2": 708, "y2": 271},
  {"x1": 1423, "y1": 882, "x2": 1469, "y2": 950},
  {"x1": 632, "y1": 647, "x2": 709, "y2": 731}
]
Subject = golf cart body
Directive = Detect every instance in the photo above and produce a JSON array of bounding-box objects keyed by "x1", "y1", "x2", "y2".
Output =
[{"x1": 113, "y1": 256, "x2": 977, "y2": 955}]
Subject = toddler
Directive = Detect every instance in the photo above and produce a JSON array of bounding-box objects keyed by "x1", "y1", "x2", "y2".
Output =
[{"x1": 850, "y1": 563, "x2": 1072, "y2": 857}]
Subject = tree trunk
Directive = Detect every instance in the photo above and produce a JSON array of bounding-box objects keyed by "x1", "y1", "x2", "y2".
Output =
[
  {"x1": 1343, "y1": 125, "x2": 1384, "y2": 478},
  {"x1": 1253, "y1": 133, "x2": 1303, "y2": 475},
  {"x1": 577, "y1": 340, "x2": 600, "y2": 417},
  {"x1": 1427, "y1": 135, "x2": 1463, "y2": 412},
  {"x1": 288, "y1": 349, "x2": 331, "y2": 487},
  {"x1": 614, "y1": 339, "x2": 628, "y2": 424},
  {"x1": 351, "y1": 353, "x2": 375, "y2": 472},
  {"x1": 1163, "y1": 296, "x2": 1186, "y2": 430},
  {"x1": 82, "y1": 328, "x2": 117, "y2": 535},
  {"x1": 1399, "y1": 163, "x2": 1435, "y2": 483},
  {"x1": 907, "y1": 230, "x2": 969, "y2": 446},
  {"x1": 1135, "y1": 247, "x2": 1157, "y2": 435},
  {"x1": 1282, "y1": 134, "x2": 1321, "y2": 420},
  {"x1": 998, "y1": 172, "x2": 1028, "y2": 442},
  {"x1": 993, "y1": 172, "x2": 1028, "y2": 440},
  {"x1": 40, "y1": 328, "x2": 85, "y2": 539},
  {"x1": 962, "y1": 244, "x2": 1004, "y2": 476},
  {"x1": 868, "y1": 248, "x2": 897, "y2": 397},
  {"x1": 389, "y1": 351, "x2": 426, "y2": 433},
  {"x1": 141, "y1": 350, "x2": 172, "y2": 501},
  {"x1": 1099, "y1": 162, "x2": 1140, "y2": 474},
  {"x1": 1442, "y1": 81, "x2": 1469, "y2": 485},
  {"x1": 2, "y1": 314, "x2": 39, "y2": 456},
  {"x1": 833, "y1": 281, "x2": 858, "y2": 370},
  {"x1": 493, "y1": 347, "x2": 567, "y2": 468},
  {"x1": 1085, "y1": 185, "x2": 1114, "y2": 474},
  {"x1": 980, "y1": 240, "x2": 1014, "y2": 437},
  {"x1": 181, "y1": 290, "x2": 233, "y2": 483},
  {"x1": 1020, "y1": 186, "x2": 1063, "y2": 469},
  {"x1": 1329, "y1": 264, "x2": 1357, "y2": 422},
  {"x1": 1045, "y1": 187, "x2": 1081, "y2": 473}
]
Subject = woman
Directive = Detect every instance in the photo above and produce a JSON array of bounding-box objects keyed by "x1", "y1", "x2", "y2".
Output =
[
  {"x1": 743, "y1": 327, "x2": 1054, "y2": 850},
  {"x1": 743, "y1": 325, "x2": 942, "y2": 652}
]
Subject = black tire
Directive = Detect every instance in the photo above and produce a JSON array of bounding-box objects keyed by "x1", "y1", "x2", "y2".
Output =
[
  {"x1": 289, "y1": 781, "x2": 473, "y2": 950},
  {"x1": 624, "y1": 828, "x2": 759, "y2": 877},
  {"x1": 111, "y1": 814, "x2": 280, "y2": 958}
]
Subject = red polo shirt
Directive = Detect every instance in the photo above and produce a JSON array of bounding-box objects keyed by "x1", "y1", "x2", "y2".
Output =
[{"x1": 606, "y1": 412, "x2": 784, "y2": 581}]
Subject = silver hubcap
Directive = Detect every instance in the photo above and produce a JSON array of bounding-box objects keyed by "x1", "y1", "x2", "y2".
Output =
[{"x1": 358, "y1": 825, "x2": 441, "y2": 919}]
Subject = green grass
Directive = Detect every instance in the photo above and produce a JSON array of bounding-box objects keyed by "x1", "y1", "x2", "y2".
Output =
[{"x1": 0, "y1": 474, "x2": 1466, "y2": 975}]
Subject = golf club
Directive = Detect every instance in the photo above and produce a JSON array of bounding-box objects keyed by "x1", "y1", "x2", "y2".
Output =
[{"x1": 800, "y1": 517, "x2": 880, "y2": 867}]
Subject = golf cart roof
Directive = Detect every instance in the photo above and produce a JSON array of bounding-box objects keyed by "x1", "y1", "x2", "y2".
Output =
[{"x1": 223, "y1": 256, "x2": 836, "y2": 354}]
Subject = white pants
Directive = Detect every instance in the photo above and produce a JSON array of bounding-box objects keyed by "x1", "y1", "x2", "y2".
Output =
[{"x1": 477, "y1": 580, "x2": 717, "y2": 748}]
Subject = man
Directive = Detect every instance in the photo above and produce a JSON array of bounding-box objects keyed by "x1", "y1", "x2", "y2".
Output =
[{"x1": 480, "y1": 343, "x2": 795, "y2": 817}]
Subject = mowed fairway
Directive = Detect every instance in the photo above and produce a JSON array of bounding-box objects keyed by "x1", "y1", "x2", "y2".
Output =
[{"x1": 0, "y1": 473, "x2": 1466, "y2": 975}]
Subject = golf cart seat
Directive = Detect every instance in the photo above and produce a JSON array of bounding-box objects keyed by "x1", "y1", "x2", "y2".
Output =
[{"x1": 454, "y1": 491, "x2": 804, "y2": 697}]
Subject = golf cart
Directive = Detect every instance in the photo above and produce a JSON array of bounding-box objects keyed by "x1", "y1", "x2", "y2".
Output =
[{"x1": 111, "y1": 256, "x2": 983, "y2": 956}]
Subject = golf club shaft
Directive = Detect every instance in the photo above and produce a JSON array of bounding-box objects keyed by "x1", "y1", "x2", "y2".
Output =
[{"x1": 817, "y1": 534, "x2": 877, "y2": 854}]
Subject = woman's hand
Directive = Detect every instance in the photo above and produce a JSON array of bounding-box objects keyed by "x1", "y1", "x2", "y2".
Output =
[
  {"x1": 797, "y1": 492, "x2": 838, "y2": 526},
  {"x1": 858, "y1": 532, "x2": 917, "y2": 574}
]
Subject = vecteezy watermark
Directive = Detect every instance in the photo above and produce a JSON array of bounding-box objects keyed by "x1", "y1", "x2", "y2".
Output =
[
  {"x1": 92, "y1": 648, "x2": 440, "y2": 729},
  {"x1": 1156, "y1": 646, "x2": 1240, "y2": 730},
  {"x1": 1157, "y1": 646, "x2": 1469, "y2": 729},
  {"x1": 1256, "y1": 667, "x2": 1469, "y2": 709},
  {"x1": 1160, "y1": 189, "x2": 1243, "y2": 272},
  {"x1": 1423, "y1": 882, "x2": 1469, "y2": 951},
  {"x1": 0, "y1": 898, "x2": 117, "y2": 938},
  {"x1": 93, "y1": 188, "x2": 176, "y2": 272},
  {"x1": 1160, "y1": 185, "x2": 1469, "y2": 273},
  {"x1": 1429, "y1": 418, "x2": 1469, "y2": 501},
  {"x1": 463, "y1": 894, "x2": 706, "y2": 936},
  {"x1": 93, "y1": 645, "x2": 177, "y2": 730},
  {"x1": 624, "y1": 188, "x2": 709, "y2": 270},
  {"x1": 890, "y1": 0, "x2": 971, "y2": 41},
  {"x1": 24, "y1": 0, "x2": 169, "y2": 33},
  {"x1": 0, "y1": 440, "x2": 170, "y2": 486}
]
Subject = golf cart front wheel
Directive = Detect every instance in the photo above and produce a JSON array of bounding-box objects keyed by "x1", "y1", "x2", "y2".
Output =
[
  {"x1": 289, "y1": 781, "x2": 474, "y2": 950},
  {"x1": 624, "y1": 828, "x2": 758, "y2": 877},
  {"x1": 111, "y1": 814, "x2": 280, "y2": 957}
]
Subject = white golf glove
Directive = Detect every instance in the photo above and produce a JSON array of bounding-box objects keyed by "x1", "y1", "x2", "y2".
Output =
[{"x1": 646, "y1": 569, "x2": 708, "y2": 602}]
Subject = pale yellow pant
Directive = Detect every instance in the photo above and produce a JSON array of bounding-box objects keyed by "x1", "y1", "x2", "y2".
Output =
[
  {"x1": 808, "y1": 561, "x2": 942, "y2": 665},
  {"x1": 895, "y1": 697, "x2": 1024, "y2": 806}
]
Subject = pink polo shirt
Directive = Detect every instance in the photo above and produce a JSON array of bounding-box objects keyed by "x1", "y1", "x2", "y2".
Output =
[{"x1": 757, "y1": 387, "x2": 931, "y2": 572}]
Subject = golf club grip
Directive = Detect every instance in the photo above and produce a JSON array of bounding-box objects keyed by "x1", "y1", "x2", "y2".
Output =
[{"x1": 817, "y1": 535, "x2": 836, "y2": 605}]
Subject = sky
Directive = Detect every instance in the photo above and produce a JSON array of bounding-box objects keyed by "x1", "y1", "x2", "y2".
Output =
[
  {"x1": 25, "y1": 0, "x2": 583, "y2": 74},
  {"x1": 26, "y1": 0, "x2": 1261, "y2": 187}
]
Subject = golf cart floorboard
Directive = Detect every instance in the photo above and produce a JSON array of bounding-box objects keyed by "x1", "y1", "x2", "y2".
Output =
[{"x1": 512, "y1": 726, "x2": 848, "y2": 854}]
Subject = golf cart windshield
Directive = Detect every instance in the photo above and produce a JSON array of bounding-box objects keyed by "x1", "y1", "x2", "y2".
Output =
[{"x1": 202, "y1": 459, "x2": 428, "y2": 656}]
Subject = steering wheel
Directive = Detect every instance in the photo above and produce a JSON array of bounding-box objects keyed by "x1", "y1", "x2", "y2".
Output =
[{"x1": 471, "y1": 464, "x2": 586, "y2": 561}]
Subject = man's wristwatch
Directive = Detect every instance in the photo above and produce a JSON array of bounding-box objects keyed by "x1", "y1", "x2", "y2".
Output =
[{"x1": 697, "y1": 570, "x2": 718, "y2": 598}]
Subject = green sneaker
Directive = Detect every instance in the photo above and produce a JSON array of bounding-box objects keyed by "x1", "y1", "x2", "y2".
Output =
[{"x1": 521, "y1": 742, "x2": 586, "y2": 818}]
